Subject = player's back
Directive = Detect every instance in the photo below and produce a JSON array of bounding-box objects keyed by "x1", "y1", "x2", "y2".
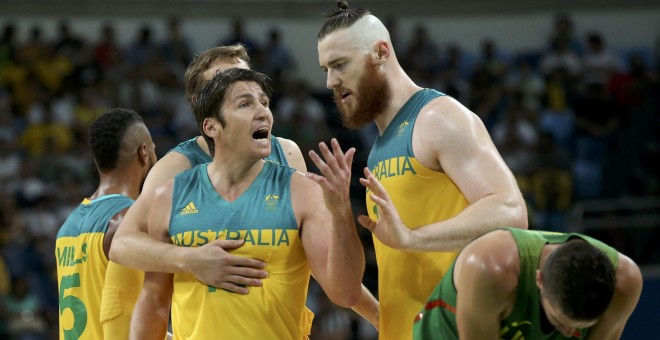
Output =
[{"x1": 55, "y1": 194, "x2": 133, "y2": 339}]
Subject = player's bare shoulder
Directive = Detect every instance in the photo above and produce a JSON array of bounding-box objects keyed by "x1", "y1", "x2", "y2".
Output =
[
  {"x1": 142, "y1": 151, "x2": 194, "y2": 194},
  {"x1": 456, "y1": 230, "x2": 519, "y2": 282},
  {"x1": 416, "y1": 95, "x2": 482, "y2": 140},
  {"x1": 275, "y1": 137, "x2": 307, "y2": 173}
]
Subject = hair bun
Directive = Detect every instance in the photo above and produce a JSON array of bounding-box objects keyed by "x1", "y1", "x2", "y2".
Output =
[{"x1": 337, "y1": 1, "x2": 349, "y2": 10}]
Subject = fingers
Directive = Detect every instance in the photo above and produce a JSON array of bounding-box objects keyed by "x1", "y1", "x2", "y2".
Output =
[
  {"x1": 357, "y1": 215, "x2": 376, "y2": 232},
  {"x1": 212, "y1": 238, "x2": 245, "y2": 251},
  {"x1": 308, "y1": 139, "x2": 354, "y2": 178},
  {"x1": 329, "y1": 138, "x2": 355, "y2": 172},
  {"x1": 215, "y1": 281, "x2": 250, "y2": 295},
  {"x1": 360, "y1": 168, "x2": 391, "y2": 202},
  {"x1": 319, "y1": 141, "x2": 340, "y2": 174}
]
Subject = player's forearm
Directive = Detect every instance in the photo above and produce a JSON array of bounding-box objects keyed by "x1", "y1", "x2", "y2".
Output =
[
  {"x1": 325, "y1": 210, "x2": 366, "y2": 307},
  {"x1": 409, "y1": 194, "x2": 527, "y2": 252},
  {"x1": 110, "y1": 231, "x2": 189, "y2": 273},
  {"x1": 350, "y1": 285, "x2": 379, "y2": 330},
  {"x1": 130, "y1": 294, "x2": 169, "y2": 340}
]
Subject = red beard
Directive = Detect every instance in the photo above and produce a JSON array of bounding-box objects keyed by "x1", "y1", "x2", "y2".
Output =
[{"x1": 334, "y1": 59, "x2": 391, "y2": 129}]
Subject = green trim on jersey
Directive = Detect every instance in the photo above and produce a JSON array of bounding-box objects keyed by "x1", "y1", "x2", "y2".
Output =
[
  {"x1": 56, "y1": 195, "x2": 134, "y2": 238},
  {"x1": 168, "y1": 135, "x2": 289, "y2": 167}
]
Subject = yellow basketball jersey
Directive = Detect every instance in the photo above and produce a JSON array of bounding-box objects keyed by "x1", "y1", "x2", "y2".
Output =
[
  {"x1": 55, "y1": 195, "x2": 133, "y2": 340},
  {"x1": 101, "y1": 261, "x2": 144, "y2": 339},
  {"x1": 366, "y1": 89, "x2": 468, "y2": 340},
  {"x1": 169, "y1": 162, "x2": 312, "y2": 339}
]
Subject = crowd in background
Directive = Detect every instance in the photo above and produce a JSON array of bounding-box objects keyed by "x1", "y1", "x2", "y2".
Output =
[{"x1": 0, "y1": 13, "x2": 658, "y2": 339}]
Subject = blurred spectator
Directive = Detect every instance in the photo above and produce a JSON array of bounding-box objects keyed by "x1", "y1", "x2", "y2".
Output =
[
  {"x1": 53, "y1": 20, "x2": 83, "y2": 61},
  {"x1": 0, "y1": 22, "x2": 17, "y2": 69},
  {"x1": 275, "y1": 79, "x2": 331, "y2": 160},
  {"x1": 470, "y1": 67, "x2": 506, "y2": 130},
  {"x1": 538, "y1": 95, "x2": 575, "y2": 151},
  {"x1": 475, "y1": 38, "x2": 508, "y2": 83},
  {"x1": 261, "y1": 27, "x2": 296, "y2": 89},
  {"x1": 403, "y1": 24, "x2": 442, "y2": 85},
  {"x1": 547, "y1": 12, "x2": 582, "y2": 56},
  {"x1": 506, "y1": 57, "x2": 545, "y2": 111},
  {"x1": 573, "y1": 83, "x2": 619, "y2": 199},
  {"x1": 1, "y1": 276, "x2": 48, "y2": 340},
  {"x1": 20, "y1": 95, "x2": 74, "y2": 157},
  {"x1": 582, "y1": 32, "x2": 621, "y2": 86},
  {"x1": 219, "y1": 18, "x2": 260, "y2": 55},
  {"x1": 540, "y1": 36, "x2": 581, "y2": 78},
  {"x1": 160, "y1": 16, "x2": 193, "y2": 69},
  {"x1": 125, "y1": 25, "x2": 157, "y2": 68},
  {"x1": 531, "y1": 132, "x2": 573, "y2": 232},
  {"x1": 492, "y1": 94, "x2": 539, "y2": 177}
]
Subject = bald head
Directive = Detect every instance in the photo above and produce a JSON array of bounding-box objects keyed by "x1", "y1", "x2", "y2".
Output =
[
  {"x1": 318, "y1": 4, "x2": 390, "y2": 45},
  {"x1": 345, "y1": 15, "x2": 391, "y2": 49}
]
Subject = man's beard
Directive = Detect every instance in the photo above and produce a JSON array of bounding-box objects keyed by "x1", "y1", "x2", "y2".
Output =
[{"x1": 334, "y1": 59, "x2": 391, "y2": 129}]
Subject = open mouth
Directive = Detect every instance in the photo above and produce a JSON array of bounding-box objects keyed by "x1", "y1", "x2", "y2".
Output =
[{"x1": 252, "y1": 127, "x2": 269, "y2": 142}]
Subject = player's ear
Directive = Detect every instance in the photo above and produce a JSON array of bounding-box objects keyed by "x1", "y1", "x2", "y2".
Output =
[
  {"x1": 535, "y1": 269, "x2": 543, "y2": 289},
  {"x1": 137, "y1": 143, "x2": 149, "y2": 166},
  {"x1": 374, "y1": 40, "x2": 391, "y2": 65},
  {"x1": 203, "y1": 117, "x2": 220, "y2": 138}
]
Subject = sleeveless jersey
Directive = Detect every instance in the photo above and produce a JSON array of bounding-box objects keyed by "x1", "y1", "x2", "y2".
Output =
[
  {"x1": 168, "y1": 135, "x2": 289, "y2": 167},
  {"x1": 55, "y1": 195, "x2": 133, "y2": 340},
  {"x1": 366, "y1": 89, "x2": 467, "y2": 340},
  {"x1": 100, "y1": 260, "x2": 144, "y2": 339},
  {"x1": 168, "y1": 161, "x2": 312, "y2": 339},
  {"x1": 413, "y1": 228, "x2": 619, "y2": 340}
]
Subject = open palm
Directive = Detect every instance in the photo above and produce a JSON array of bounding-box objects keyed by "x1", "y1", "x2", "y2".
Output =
[{"x1": 357, "y1": 167, "x2": 412, "y2": 250}]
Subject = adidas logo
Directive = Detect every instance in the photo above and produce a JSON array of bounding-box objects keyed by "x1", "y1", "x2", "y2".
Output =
[{"x1": 179, "y1": 202, "x2": 199, "y2": 215}]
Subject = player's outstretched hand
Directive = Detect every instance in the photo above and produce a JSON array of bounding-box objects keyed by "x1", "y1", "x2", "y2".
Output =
[{"x1": 358, "y1": 167, "x2": 412, "y2": 250}]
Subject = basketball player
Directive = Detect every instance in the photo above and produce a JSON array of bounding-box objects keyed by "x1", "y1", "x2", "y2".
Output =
[
  {"x1": 55, "y1": 108, "x2": 156, "y2": 339},
  {"x1": 130, "y1": 68, "x2": 366, "y2": 338},
  {"x1": 413, "y1": 228, "x2": 642, "y2": 340},
  {"x1": 314, "y1": 2, "x2": 527, "y2": 338},
  {"x1": 110, "y1": 44, "x2": 379, "y2": 330}
]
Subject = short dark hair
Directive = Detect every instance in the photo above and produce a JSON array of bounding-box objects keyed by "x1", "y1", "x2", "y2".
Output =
[
  {"x1": 89, "y1": 108, "x2": 144, "y2": 172},
  {"x1": 184, "y1": 44, "x2": 250, "y2": 103},
  {"x1": 542, "y1": 239, "x2": 616, "y2": 320},
  {"x1": 192, "y1": 68, "x2": 272, "y2": 155},
  {"x1": 318, "y1": 1, "x2": 371, "y2": 40}
]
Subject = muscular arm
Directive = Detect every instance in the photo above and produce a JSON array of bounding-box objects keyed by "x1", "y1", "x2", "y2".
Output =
[
  {"x1": 277, "y1": 137, "x2": 307, "y2": 173},
  {"x1": 454, "y1": 230, "x2": 518, "y2": 339},
  {"x1": 130, "y1": 183, "x2": 174, "y2": 340},
  {"x1": 103, "y1": 207, "x2": 130, "y2": 258},
  {"x1": 109, "y1": 151, "x2": 267, "y2": 292},
  {"x1": 586, "y1": 254, "x2": 643, "y2": 339},
  {"x1": 361, "y1": 97, "x2": 527, "y2": 251},
  {"x1": 110, "y1": 152, "x2": 193, "y2": 270},
  {"x1": 351, "y1": 286, "x2": 379, "y2": 329},
  {"x1": 293, "y1": 172, "x2": 364, "y2": 308}
]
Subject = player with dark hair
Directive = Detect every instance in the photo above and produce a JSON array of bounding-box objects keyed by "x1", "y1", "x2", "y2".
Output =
[
  {"x1": 413, "y1": 228, "x2": 642, "y2": 340},
  {"x1": 55, "y1": 108, "x2": 156, "y2": 339},
  {"x1": 131, "y1": 68, "x2": 366, "y2": 339}
]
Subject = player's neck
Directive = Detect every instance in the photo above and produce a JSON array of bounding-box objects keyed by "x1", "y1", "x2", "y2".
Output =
[
  {"x1": 195, "y1": 136, "x2": 211, "y2": 156},
  {"x1": 374, "y1": 71, "x2": 422, "y2": 135},
  {"x1": 91, "y1": 173, "x2": 141, "y2": 200},
  {"x1": 207, "y1": 159, "x2": 265, "y2": 202}
]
